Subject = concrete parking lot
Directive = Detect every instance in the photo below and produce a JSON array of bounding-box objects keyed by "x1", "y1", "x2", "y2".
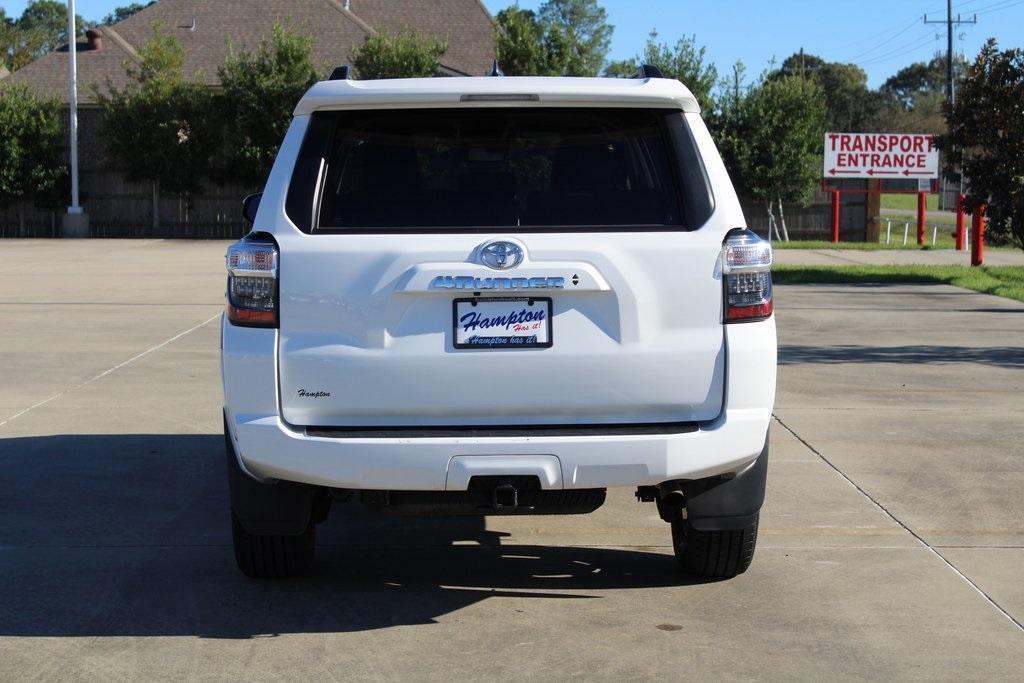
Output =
[{"x1": 1, "y1": 239, "x2": 1022, "y2": 680}]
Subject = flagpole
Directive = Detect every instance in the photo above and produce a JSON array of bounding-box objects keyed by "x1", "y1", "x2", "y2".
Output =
[
  {"x1": 63, "y1": 0, "x2": 88, "y2": 236},
  {"x1": 67, "y1": 0, "x2": 80, "y2": 212}
]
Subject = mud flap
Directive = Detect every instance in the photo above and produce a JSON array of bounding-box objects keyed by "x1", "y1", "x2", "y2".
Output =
[
  {"x1": 684, "y1": 432, "x2": 769, "y2": 531},
  {"x1": 224, "y1": 412, "x2": 313, "y2": 536}
]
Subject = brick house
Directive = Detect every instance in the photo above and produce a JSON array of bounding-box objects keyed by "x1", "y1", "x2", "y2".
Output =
[{"x1": 1, "y1": 0, "x2": 496, "y2": 237}]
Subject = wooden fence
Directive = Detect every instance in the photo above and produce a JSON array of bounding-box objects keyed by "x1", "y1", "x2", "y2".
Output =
[
  {"x1": 0, "y1": 169, "x2": 250, "y2": 239},
  {"x1": 2, "y1": 169, "x2": 840, "y2": 241}
]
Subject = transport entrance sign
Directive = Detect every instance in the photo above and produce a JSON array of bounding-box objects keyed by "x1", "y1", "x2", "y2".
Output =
[{"x1": 824, "y1": 132, "x2": 938, "y2": 179}]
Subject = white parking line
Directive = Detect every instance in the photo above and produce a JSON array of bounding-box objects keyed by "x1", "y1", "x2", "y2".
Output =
[
  {"x1": 0, "y1": 312, "x2": 221, "y2": 429},
  {"x1": 773, "y1": 414, "x2": 1024, "y2": 634}
]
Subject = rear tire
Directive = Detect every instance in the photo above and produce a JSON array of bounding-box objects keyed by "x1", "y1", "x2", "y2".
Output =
[
  {"x1": 671, "y1": 513, "x2": 758, "y2": 579},
  {"x1": 231, "y1": 512, "x2": 315, "y2": 579}
]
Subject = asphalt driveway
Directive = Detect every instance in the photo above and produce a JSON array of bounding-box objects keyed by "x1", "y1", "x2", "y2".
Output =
[{"x1": 0, "y1": 240, "x2": 1021, "y2": 680}]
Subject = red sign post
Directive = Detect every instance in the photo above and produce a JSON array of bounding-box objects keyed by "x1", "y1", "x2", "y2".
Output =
[
  {"x1": 955, "y1": 194, "x2": 966, "y2": 251},
  {"x1": 971, "y1": 204, "x2": 986, "y2": 267},
  {"x1": 917, "y1": 192, "x2": 927, "y2": 246},
  {"x1": 831, "y1": 190, "x2": 840, "y2": 243}
]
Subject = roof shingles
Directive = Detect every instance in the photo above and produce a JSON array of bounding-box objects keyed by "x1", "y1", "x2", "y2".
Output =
[{"x1": 3, "y1": 0, "x2": 495, "y2": 103}]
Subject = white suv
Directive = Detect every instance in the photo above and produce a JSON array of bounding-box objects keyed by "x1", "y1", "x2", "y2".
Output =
[{"x1": 221, "y1": 67, "x2": 776, "y2": 579}]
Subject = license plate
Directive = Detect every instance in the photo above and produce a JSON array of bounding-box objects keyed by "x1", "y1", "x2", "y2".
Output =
[{"x1": 453, "y1": 297, "x2": 552, "y2": 349}]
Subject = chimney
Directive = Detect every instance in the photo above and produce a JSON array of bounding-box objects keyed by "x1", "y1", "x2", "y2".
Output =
[{"x1": 86, "y1": 28, "x2": 103, "y2": 51}]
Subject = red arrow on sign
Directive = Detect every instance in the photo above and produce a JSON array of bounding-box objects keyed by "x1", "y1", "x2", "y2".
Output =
[
  {"x1": 903, "y1": 170, "x2": 932, "y2": 176},
  {"x1": 828, "y1": 168, "x2": 860, "y2": 176},
  {"x1": 867, "y1": 169, "x2": 899, "y2": 176}
]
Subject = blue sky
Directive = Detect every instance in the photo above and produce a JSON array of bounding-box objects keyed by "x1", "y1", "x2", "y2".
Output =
[{"x1": 4, "y1": 0, "x2": 1023, "y2": 88}]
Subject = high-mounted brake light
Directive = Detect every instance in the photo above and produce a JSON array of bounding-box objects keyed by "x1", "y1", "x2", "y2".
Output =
[
  {"x1": 225, "y1": 240, "x2": 278, "y2": 327},
  {"x1": 721, "y1": 229, "x2": 773, "y2": 323}
]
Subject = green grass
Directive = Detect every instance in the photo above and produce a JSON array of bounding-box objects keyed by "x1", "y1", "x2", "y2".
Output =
[
  {"x1": 880, "y1": 193, "x2": 940, "y2": 212},
  {"x1": 774, "y1": 236, "x2": 959, "y2": 251},
  {"x1": 773, "y1": 265, "x2": 1024, "y2": 303},
  {"x1": 882, "y1": 211, "x2": 956, "y2": 227},
  {"x1": 774, "y1": 236, "x2": 1015, "y2": 251}
]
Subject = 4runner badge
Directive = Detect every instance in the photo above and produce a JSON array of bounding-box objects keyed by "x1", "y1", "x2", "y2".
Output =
[{"x1": 430, "y1": 275, "x2": 564, "y2": 290}]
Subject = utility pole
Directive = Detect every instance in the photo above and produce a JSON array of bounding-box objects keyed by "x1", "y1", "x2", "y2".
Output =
[
  {"x1": 924, "y1": 2, "x2": 977, "y2": 208},
  {"x1": 924, "y1": 2, "x2": 977, "y2": 108}
]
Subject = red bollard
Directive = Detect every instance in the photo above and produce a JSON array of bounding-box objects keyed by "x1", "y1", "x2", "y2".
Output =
[
  {"x1": 971, "y1": 204, "x2": 986, "y2": 267},
  {"x1": 955, "y1": 193, "x2": 966, "y2": 251},
  {"x1": 917, "y1": 191, "x2": 927, "y2": 246},
  {"x1": 831, "y1": 190, "x2": 840, "y2": 243}
]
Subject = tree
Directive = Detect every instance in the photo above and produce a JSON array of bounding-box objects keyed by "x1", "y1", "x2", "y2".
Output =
[
  {"x1": 711, "y1": 60, "x2": 750, "y2": 185},
  {"x1": 601, "y1": 31, "x2": 717, "y2": 111},
  {"x1": 5, "y1": 0, "x2": 90, "y2": 71},
  {"x1": 601, "y1": 58, "x2": 635, "y2": 78},
  {"x1": 350, "y1": 27, "x2": 446, "y2": 79},
  {"x1": 872, "y1": 90, "x2": 947, "y2": 136},
  {"x1": 494, "y1": 6, "x2": 570, "y2": 76},
  {"x1": 882, "y1": 54, "x2": 967, "y2": 108},
  {"x1": 537, "y1": 0, "x2": 612, "y2": 76},
  {"x1": 102, "y1": 2, "x2": 157, "y2": 26},
  {"x1": 95, "y1": 24, "x2": 215, "y2": 229},
  {"x1": 217, "y1": 22, "x2": 318, "y2": 189},
  {"x1": 0, "y1": 84, "x2": 66, "y2": 231},
  {"x1": 732, "y1": 75, "x2": 827, "y2": 239},
  {"x1": 939, "y1": 39, "x2": 1024, "y2": 250},
  {"x1": 773, "y1": 52, "x2": 875, "y2": 132},
  {"x1": 0, "y1": 9, "x2": 14, "y2": 70}
]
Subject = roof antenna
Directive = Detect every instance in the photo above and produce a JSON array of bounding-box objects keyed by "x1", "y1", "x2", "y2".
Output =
[
  {"x1": 329, "y1": 65, "x2": 351, "y2": 81},
  {"x1": 633, "y1": 64, "x2": 664, "y2": 79},
  {"x1": 488, "y1": 59, "x2": 504, "y2": 77}
]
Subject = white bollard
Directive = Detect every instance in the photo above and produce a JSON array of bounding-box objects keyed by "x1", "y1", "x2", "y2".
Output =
[
  {"x1": 932, "y1": 226, "x2": 937, "y2": 246},
  {"x1": 886, "y1": 219, "x2": 892, "y2": 244},
  {"x1": 903, "y1": 222, "x2": 909, "y2": 246}
]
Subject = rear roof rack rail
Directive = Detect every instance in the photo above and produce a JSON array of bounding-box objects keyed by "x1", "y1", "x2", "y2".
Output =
[
  {"x1": 328, "y1": 65, "x2": 351, "y2": 81},
  {"x1": 634, "y1": 64, "x2": 664, "y2": 79}
]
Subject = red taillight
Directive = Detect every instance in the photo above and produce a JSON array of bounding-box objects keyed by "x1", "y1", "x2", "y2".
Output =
[
  {"x1": 725, "y1": 300, "x2": 773, "y2": 322},
  {"x1": 721, "y1": 229, "x2": 773, "y2": 324},
  {"x1": 226, "y1": 240, "x2": 278, "y2": 327}
]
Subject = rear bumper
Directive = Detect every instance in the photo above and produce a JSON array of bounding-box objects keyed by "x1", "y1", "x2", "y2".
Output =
[
  {"x1": 222, "y1": 316, "x2": 776, "y2": 491},
  {"x1": 226, "y1": 407, "x2": 772, "y2": 490}
]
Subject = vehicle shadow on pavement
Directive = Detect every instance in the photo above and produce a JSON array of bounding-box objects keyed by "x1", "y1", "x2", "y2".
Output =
[
  {"x1": 779, "y1": 344, "x2": 1024, "y2": 367},
  {"x1": 0, "y1": 434, "x2": 704, "y2": 639}
]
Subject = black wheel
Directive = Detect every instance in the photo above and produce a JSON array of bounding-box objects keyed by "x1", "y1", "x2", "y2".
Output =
[
  {"x1": 231, "y1": 511, "x2": 315, "y2": 579},
  {"x1": 671, "y1": 513, "x2": 758, "y2": 579}
]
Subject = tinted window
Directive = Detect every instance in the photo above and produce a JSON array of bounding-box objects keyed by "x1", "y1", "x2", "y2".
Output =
[{"x1": 308, "y1": 108, "x2": 694, "y2": 231}]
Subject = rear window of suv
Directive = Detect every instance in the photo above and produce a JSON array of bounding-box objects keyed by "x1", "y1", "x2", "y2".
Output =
[{"x1": 286, "y1": 107, "x2": 713, "y2": 233}]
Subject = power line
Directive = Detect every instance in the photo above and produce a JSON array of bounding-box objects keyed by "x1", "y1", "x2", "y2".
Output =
[
  {"x1": 974, "y1": 0, "x2": 1024, "y2": 15},
  {"x1": 844, "y1": 16, "x2": 923, "y2": 62},
  {"x1": 968, "y1": 0, "x2": 1023, "y2": 13},
  {"x1": 858, "y1": 31, "x2": 939, "y2": 67}
]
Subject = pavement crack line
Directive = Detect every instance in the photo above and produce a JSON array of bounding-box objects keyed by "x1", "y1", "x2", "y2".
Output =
[
  {"x1": 772, "y1": 413, "x2": 1024, "y2": 635},
  {"x1": 0, "y1": 312, "x2": 221, "y2": 429}
]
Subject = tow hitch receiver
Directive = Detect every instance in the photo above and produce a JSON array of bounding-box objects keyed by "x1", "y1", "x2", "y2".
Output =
[
  {"x1": 493, "y1": 483, "x2": 519, "y2": 510},
  {"x1": 359, "y1": 475, "x2": 606, "y2": 516}
]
